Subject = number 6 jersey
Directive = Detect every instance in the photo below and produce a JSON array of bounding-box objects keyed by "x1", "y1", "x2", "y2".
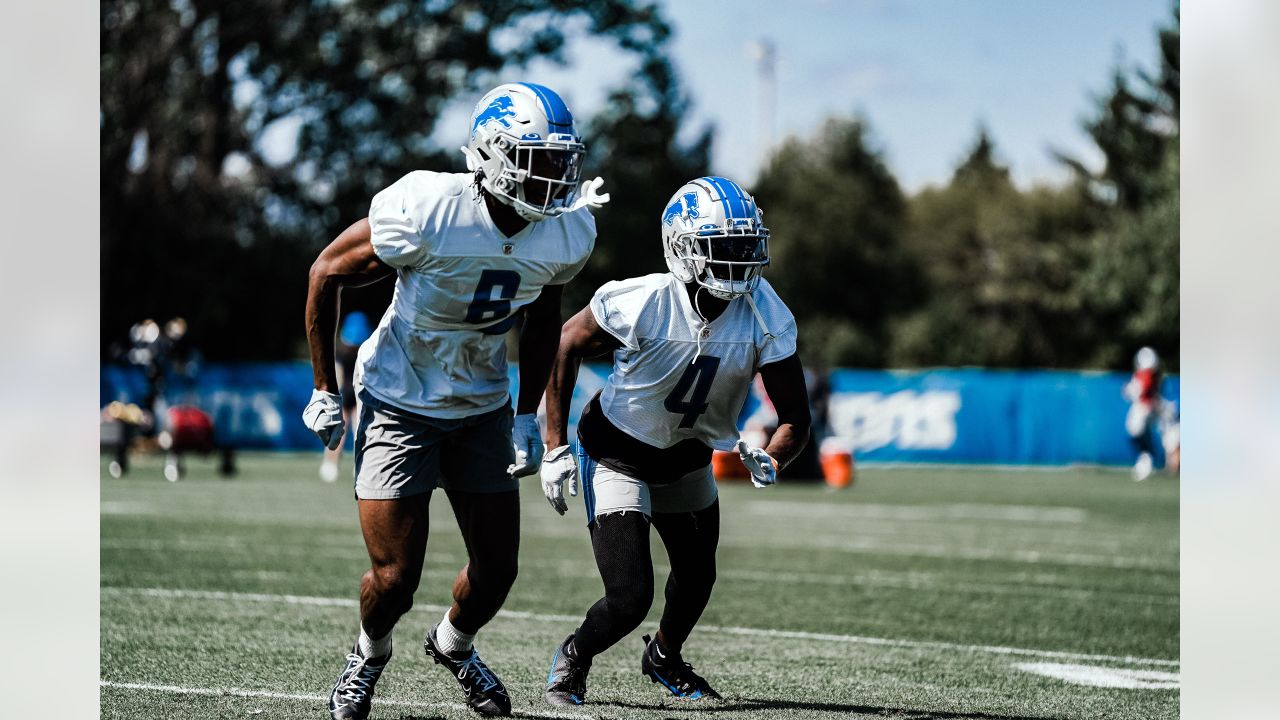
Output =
[
  {"x1": 589, "y1": 273, "x2": 797, "y2": 453},
  {"x1": 355, "y1": 170, "x2": 596, "y2": 418}
]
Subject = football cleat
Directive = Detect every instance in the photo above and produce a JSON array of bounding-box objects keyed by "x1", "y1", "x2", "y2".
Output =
[
  {"x1": 424, "y1": 624, "x2": 512, "y2": 716},
  {"x1": 640, "y1": 634, "x2": 723, "y2": 700},
  {"x1": 1133, "y1": 452, "x2": 1154, "y2": 482},
  {"x1": 544, "y1": 634, "x2": 591, "y2": 706},
  {"x1": 328, "y1": 644, "x2": 391, "y2": 720}
]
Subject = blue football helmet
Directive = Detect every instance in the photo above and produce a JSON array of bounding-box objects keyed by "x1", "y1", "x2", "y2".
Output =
[
  {"x1": 463, "y1": 82, "x2": 585, "y2": 222},
  {"x1": 661, "y1": 177, "x2": 770, "y2": 299}
]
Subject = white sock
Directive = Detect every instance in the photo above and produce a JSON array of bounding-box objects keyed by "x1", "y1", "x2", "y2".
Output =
[
  {"x1": 358, "y1": 625, "x2": 393, "y2": 659},
  {"x1": 436, "y1": 612, "x2": 476, "y2": 654}
]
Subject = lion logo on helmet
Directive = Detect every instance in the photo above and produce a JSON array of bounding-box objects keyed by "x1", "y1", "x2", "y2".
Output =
[
  {"x1": 472, "y1": 95, "x2": 518, "y2": 136},
  {"x1": 662, "y1": 192, "x2": 701, "y2": 226}
]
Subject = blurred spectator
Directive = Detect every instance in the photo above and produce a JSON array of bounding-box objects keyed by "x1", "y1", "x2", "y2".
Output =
[{"x1": 118, "y1": 317, "x2": 200, "y2": 432}]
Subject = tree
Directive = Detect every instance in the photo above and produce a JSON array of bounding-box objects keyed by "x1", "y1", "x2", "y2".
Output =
[
  {"x1": 102, "y1": 0, "x2": 685, "y2": 359},
  {"x1": 1063, "y1": 1, "x2": 1180, "y2": 368},
  {"x1": 752, "y1": 117, "x2": 922, "y2": 368},
  {"x1": 894, "y1": 128, "x2": 1096, "y2": 368}
]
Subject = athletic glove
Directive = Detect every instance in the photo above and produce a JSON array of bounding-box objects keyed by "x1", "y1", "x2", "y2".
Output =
[
  {"x1": 737, "y1": 439, "x2": 779, "y2": 488},
  {"x1": 302, "y1": 389, "x2": 344, "y2": 450},
  {"x1": 539, "y1": 444, "x2": 578, "y2": 516},
  {"x1": 507, "y1": 413, "x2": 545, "y2": 478},
  {"x1": 569, "y1": 176, "x2": 611, "y2": 212}
]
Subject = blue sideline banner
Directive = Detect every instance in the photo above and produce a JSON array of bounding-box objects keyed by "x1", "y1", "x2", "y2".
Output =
[
  {"x1": 823, "y1": 368, "x2": 1179, "y2": 466},
  {"x1": 101, "y1": 363, "x2": 1178, "y2": 465}
]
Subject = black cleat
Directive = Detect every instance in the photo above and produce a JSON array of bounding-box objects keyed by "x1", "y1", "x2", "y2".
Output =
[
  {"x1": 640, "y1": 634, "x2": 723, "y2": 700},
  {"x1": 424, "y1": 624, "x2": 511, "y2": 716},
  {"x1": 329, "y1": 644, "x2": 391, "y2": 720},
  {"x1": 545, "y1": 634, "x2": 591, "y2": 706}
]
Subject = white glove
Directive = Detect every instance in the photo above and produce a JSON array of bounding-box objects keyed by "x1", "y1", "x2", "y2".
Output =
[
  {"x1": 569, "y1": 176, "x2": 611, "y2": 212},
  {"x1": 507, "y1": 413, "x2": 545, "y2": 478},
  {"x1": 539, "y1": 445, "x2": 578, "y2": 515},
  {"x1": 737, "y1": 439, "x2": 779, "y2": 488},
  {"x1": 303, "y1": 389, "x2": 345, "y2": 450}
]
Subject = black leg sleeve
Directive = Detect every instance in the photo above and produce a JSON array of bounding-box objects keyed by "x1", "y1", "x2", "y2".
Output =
[
  {"x1": 571, "y1": 511, "x2": 655, "y2": 661},
  {"x1": 652, "y1": 499, "x2": 720, "y2": 653}
]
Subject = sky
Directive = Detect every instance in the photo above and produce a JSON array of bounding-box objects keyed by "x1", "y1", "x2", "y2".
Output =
[
  {"x1": 425, "y1": 0, "x2": 1173, "y2": 194},
  {"x1": 662, "y1": 0, "x2": 1172, "y2": 190}
]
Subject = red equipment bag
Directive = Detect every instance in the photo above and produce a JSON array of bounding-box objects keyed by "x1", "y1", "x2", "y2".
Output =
[{"x1": 167, "y1": 406, "x2": 215, "y2": 452}]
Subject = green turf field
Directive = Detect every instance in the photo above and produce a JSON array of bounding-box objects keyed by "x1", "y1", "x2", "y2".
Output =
[{"x1": 101, "y1": 452, "x2": 1178, "y2": 720}]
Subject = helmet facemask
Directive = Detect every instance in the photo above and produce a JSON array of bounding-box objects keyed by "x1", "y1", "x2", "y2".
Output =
[
  {"x1": 671, "y1": 219, "x2": 770, "y2": 300},
  {"x1": 503, "y1": 138, "x2": 585, "y2": 221}
]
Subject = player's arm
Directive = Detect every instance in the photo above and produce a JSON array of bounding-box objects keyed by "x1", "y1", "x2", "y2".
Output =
[
  {"x1": 738, "y1": 353, "x2": 811, "y2": 486},
  {"x1": 505, "y1": 283, "x2": 566, "y2": 478},
  {"x1": 305, "y1": 218, "x2": 394, "y2": 393},
  {"x1": 545, "y1": 306, "x2": 621, "y2": 448},
  {"x1": 758, "y1": 353, "x2": 812, "y2": 469},
  {"x1": 515, "y1": 283, "x2": 564, "y2": 416},
  {"x1": 302, "y1": 218, "x2": 393, "y2": 449},
  {"x1": 539, "y1": 306, "x2": 621, "y2": 514}
]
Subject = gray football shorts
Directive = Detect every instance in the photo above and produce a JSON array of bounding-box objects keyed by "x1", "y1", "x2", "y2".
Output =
[
  {"x1": 576, "y1": 445, "x2": 718, "y2": 521},
  {"x1": 352, "y1": 389, "x2": 517, "y2": 500}
]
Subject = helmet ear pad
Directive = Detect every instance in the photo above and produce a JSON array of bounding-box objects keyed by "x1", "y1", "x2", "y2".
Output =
[{"x1": 664, "y1": 235, "x2": 697, "y2": 283}]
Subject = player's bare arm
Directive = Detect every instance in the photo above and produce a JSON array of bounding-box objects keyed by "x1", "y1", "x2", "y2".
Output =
[
  {"x1": 544, "y1": 306, "x2": 621, "y2": 449},
  {"x1": 758, "y1": 352, "x2": 812, "y2": 469},
  {"x1": 305, "y1": 218, "x2": 394, "y2": 393},
  {"x1": 515, "y1": 283, "x2": 565, "y2": 416}
]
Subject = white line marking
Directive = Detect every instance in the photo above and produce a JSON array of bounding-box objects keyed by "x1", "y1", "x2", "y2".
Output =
[
  {"x1": 102, "y1": 587, "x2": 1178, "y2": 668},
  {"x1": 100, "y1": 537, "x2": 1176, "y2": 603},
  {"x1": 1013, "y1": 662, "x2": 1179, "y2": 689},
  {"x1": 746, "y1": 502, "x2": 1089, "y2": 524},
  {"x1": 99, "y1": 680, "x2": 595, "y2": 719},
  {"x1": 700, "y1": 567, "x2": 1179, "y2": 606},
  {"x1": 755, "y1": 534, "x2": 1178, "y2": 571}
]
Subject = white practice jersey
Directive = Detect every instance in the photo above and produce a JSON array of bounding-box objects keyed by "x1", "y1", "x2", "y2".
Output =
[
  {"x1": 591, "y1": 273, "x2": 797, "y2": 451},
  {"x1": 355, "y1": 171, "x2": 595, "y2": 418}
]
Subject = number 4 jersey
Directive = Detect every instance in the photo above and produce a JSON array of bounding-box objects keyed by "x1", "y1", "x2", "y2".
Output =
[
  {"x1": 355, "y1": 170, "x2": 596, "y2": 418},
  {"x1": 588, "y1": 272, "x2": 797, "y2": 454}
]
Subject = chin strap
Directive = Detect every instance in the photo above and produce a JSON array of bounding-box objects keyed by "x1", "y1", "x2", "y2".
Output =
[
  {"x1": 692, "y1": 287, "x2": 710, "y2": 360},
  {"x1": 744, "y1": 292, "x2": 776, "y2": 348}
]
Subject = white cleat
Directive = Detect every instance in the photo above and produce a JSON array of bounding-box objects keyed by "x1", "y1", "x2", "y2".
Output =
[
  {"x1": 1132, "y1": 452, "x2": 1154, "y2": 482},
  {"x1": 320, "y1": 461, "x2": 340, "y2": 483}
]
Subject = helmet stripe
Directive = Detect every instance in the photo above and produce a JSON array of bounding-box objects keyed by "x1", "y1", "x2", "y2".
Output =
[
  {"x1": 702, "y1": 176, "x2": 752, "y2": 219},
  {"x1": 518, "y1": 82, "x2": 575, "y2": 130}
]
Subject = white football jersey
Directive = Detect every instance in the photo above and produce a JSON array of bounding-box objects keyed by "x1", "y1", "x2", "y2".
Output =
[
  {"x1": 591, "y1": 273, "x2": 797, "y2": 451},
  {"x1": 355, "y1": 171, "x2": 595, "y2": 418}
]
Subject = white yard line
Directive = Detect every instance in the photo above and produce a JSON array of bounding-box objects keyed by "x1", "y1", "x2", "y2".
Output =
[
  {"x1": 744, "y1": 534, "x2": 1179, "y2": 571},
  {"x1": 1012, "y1": 662, "x2": 1179, "y2": 689},
  {"x1": 743, "y1": 501, "x2": 1090, "y2": 524},
  {"x1": 101, "y1": 536, "x2": 1174, "y2": 604},
  {"x1": 700, "y1": 566, "x2": 1179, "y2": 606},
  {"x1": 102, "y1": 587, "x2": 1179, "y2": 668},
  {"x1": 99, "y1": 680, "x2": 594, "y2": 719}
]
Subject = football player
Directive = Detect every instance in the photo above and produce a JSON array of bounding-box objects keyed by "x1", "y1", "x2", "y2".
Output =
[
  {"x1": 1124, "y1": 346, "x2": 1171, "y2": 481},
  {"x1": 538, "y1": 177, "x2": 810, "y2": 705},
  {"x1": 303, "y1": 83, "x2": 609, "y2": 720}
]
